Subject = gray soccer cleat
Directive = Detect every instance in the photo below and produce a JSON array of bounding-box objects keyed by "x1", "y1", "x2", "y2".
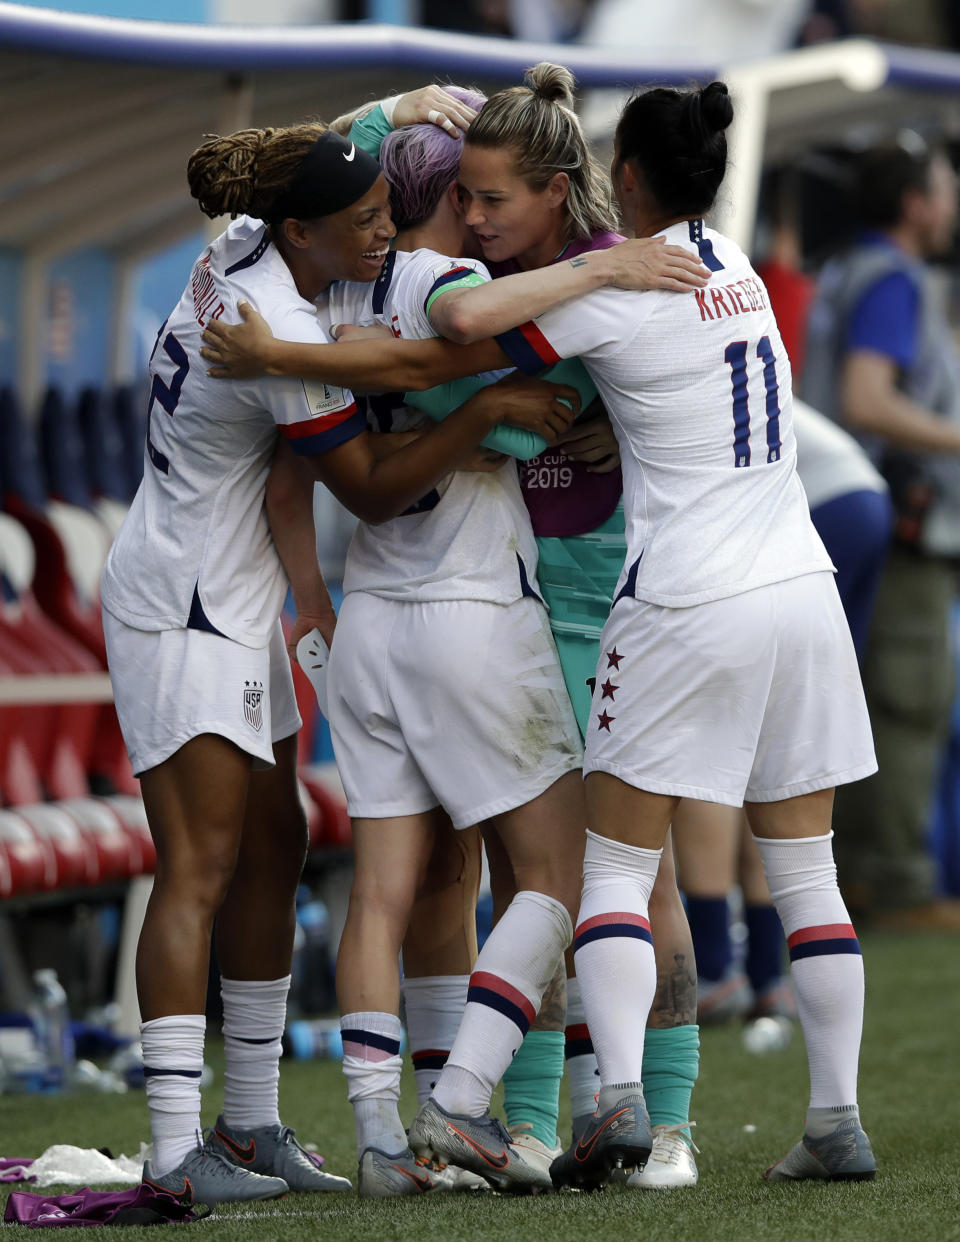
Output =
[
  {"x1": 208, "y1": 1115, "x2": 352, "y2": 1193},
  {"x1": 550, "y1": 1090, "x2": 652, "y2": 1190},
  {"x1": 408, "y1": 1098, "x2": 552, "y2": 1194},
  {"x1": 142, "y1": 1145, "x2": 288, "y2": 1206},
  {"x1": 357, "y1": 1146, "x2": 441, "y2": 1198},
  {"x1": 764, "y1": 1118, "x2": 877, "y2": 1182}
]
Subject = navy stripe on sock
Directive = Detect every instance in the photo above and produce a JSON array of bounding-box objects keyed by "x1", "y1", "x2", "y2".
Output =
[
  {"x1": 411, "y1": 1052, "x2": 448, "y2": 1070},
  {"x1": 789, "y1": 937, "x2": 862, "y2": 962},
  {"x1": 226, "y1": 1035, "x2": 277, "y2": 1045},
  {"x1": 565, "y1": 1038, "x2": 595, "y2": 1059},
  {"x1": 574, "y1": 923, "x2": 654, "y2": 952},
  {"x1": 142, "y1": 1066, "x2": 203, "y2": 1078},
  {"x1": 339, "y1": 1029, "x2": 401, "y2": 1056},
  {"x1": 466, "y1": 984, "x2": 532, "y2": 1036}
]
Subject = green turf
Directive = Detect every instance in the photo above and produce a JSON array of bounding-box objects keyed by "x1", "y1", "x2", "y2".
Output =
[{"x1": 2, "y1": 930, "x2": 959, "y2": 1240}]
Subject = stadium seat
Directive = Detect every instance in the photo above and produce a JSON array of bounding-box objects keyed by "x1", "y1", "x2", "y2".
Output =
[
  {"x1": 76, "y1": 386, "x2": 131, "y2": 538},
  {"x1": 0, "y1": 809, "x2": 57, "y2": 895},
  {"x1": 14, "y1": 802, "x2": 101, "y2": 890}
]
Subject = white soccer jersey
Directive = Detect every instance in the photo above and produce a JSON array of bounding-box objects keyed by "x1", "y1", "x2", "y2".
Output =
[
  {"x1": 327, "y1": 248, "x2": 539, "y2": 604},
  {"x1": 497, "y1": 219, "x2": 833, "y2": 607},
  {"x1": 100, "y1": 216, "x2": 364, "y2": 648}
]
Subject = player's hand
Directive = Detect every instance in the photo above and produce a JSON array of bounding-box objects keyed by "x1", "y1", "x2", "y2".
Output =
[
  {"x1": 331, "y1": 322, "x2": 394, "y2": 342},
  {"x1": 287, "y1": 610, "x2": 336, "y2": 663},
  {"x1": 201, "y1": 302, "x2": 276, "y2": 378},
  {"x1": 473, "y1": 373, "x2": 580, "y2": 442},
  {"x1": 605, "y1": 237, "x2": 711, "y2": 293},
  {"x1": 390, "y1": 86, "x2": 477, "y2": 138},
  {"x1": 553, "y1": 410, "x2": 621, "y2": 473}
]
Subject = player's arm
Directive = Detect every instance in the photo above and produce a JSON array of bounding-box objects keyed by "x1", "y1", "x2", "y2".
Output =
[
  {"x1": 202, "y1": 303, "x2": 512, "y2": 389},
  {"x1": 406, "y1": 356, "x2": 599, "y2": 461},
  {"x1": 841, "y1": 351, "x2": 960, "y2": 453},
  {"x1": 264, "y1": 442, "x2": 337, "y2": 653},
  {"x1": 340, "y1": 86, "x2": 477, "y2": 151},
  {"x1": 427, "y1": 240, "x2": 710, "y2": 345},
  {"x1": 290, "y1": 377, "x2": 579, "y2": 525}
]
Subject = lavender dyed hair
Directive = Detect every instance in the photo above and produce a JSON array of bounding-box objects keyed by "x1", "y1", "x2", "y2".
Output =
[{"x1": 379, "y1": 85, "x2": 487, "y2": 230}]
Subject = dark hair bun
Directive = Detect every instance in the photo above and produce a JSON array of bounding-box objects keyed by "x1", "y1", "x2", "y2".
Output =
[{"x1": 698, "y1": 82, "x2": 733, "y2": 135}]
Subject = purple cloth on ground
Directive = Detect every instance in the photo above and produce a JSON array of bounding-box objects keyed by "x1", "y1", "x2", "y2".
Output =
[
  {"x1": 0, "y1": 1159, "x2": 35, "y2": 1183},
  {"x1": 4, "y1": 1185, "x2": 200, "y2": 1227}
]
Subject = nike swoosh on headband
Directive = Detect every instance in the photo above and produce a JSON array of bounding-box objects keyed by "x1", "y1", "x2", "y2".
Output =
[{"x1": 343, "y1": 143, "x2": 356, "y2": 162}]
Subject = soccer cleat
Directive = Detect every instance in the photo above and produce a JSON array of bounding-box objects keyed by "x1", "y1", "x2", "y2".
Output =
[
  {"x1": 357, "y1": 1146, "x2": 440, "y2": 1198},
  {"x1": 626, "y1": 1122, "x2": 699, "y2": 1189},
  {"x1": 408, "y1": 1098, "x2": 552, "y2": 1194},
  {"x1": 764, "y1": 1118, "x2": 877, "y2": 1182},
  {"x1": 507, "y1": 1122, "x2": 563, "y2": 1180},
  {"x1": 430, "y1": 1163, "x2": 492, "y2": 1192},
  {"x1": 550, "y1": 1091, "x2": 652, "y2": 1191},
  {"x1": 207, "y1": 1115, "x2": 352, "y2": 1193},
  {"x1": 141, "y1": 1145, "x2": 288, "y2": 1206},
  {"x1": 696, "y1": 969, "x2": 753, "y2": 1025}
]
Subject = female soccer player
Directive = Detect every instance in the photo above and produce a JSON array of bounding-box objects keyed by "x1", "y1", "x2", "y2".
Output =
[
  {"x1": 100, "y1": 116, "x2": 594, "y2": 1206},
  {"x1": 487, "y1": 81, "x2": 878, "y2": 1188},
  {"x1": 202, "y1": 71, "x2": 710, "y2": 1191}
]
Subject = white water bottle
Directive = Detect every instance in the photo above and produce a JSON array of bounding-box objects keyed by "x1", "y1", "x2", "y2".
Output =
[{"x1": 31, "y1": 968, "x2": 75, "y2": 1091}]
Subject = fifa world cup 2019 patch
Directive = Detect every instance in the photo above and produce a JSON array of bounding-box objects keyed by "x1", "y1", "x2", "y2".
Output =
[
  {"x1": 243, "y1": 679, "x2": 264, "y2": 731},
  {"x1": 303, "y1": 380, "x2": 349, "y2": 416}
]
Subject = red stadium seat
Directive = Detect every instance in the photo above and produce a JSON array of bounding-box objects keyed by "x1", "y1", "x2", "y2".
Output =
[
  {"x1": 14, "y1": 803, "x2": 100, "y2": 889},
  {"x1": 0, "y1": 809, "x2": 57, "y2": 895},
  {"x1": 56, "y1": 797, "x2": 140, "y2": 883},
  {"x1": 299, "y1": 767, "x2": 352, "y2": 850}
]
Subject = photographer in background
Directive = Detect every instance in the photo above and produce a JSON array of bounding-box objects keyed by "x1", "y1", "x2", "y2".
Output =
[{"x1": 802, "y1": 137, "x2": 960, "y2": 930}]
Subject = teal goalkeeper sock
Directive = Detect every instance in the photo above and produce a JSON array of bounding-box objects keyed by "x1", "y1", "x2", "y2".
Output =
[
  {"x1": 642, "y1": 1025, "x2": 700, "y2": 1128},
  {"x1": 502, "y1": 1029, "x2": 565, "y2": 1146}
]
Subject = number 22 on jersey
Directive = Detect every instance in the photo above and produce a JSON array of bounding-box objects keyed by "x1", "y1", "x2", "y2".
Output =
[{"x1": 146, "y1": 329, "x2": 189, "y2": 476}]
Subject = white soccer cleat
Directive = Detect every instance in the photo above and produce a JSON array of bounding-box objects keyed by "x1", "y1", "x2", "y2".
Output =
[
  {"x1": 626, "y1": 1123, "x2": 699, "y2": 1190},
  {"x1": 506, "y1": 1123, "x2": 563, "y2": 1180},
  {"x1": 295, "y1": 628, "x2": 331, "y2": 717}
]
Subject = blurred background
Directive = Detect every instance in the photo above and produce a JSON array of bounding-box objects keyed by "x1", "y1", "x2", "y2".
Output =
[{"x1": 2, "y1": 0, "x2": 960, "y2": 1097}]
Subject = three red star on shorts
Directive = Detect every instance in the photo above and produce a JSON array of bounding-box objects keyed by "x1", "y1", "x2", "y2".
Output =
[
  {"x1": 597, "y1": 710, "x2": 615, "y2": 732},
  {"x1": 606, "y1": 648, "x2": 623, "y2": 669}
]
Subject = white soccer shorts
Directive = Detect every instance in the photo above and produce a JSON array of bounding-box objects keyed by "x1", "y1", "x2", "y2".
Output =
[
  {"x1": 327, "y1": 593, "x2": 583, "y2": 828},
  {"x1": 103, "y1": 611, "x2": 301, "y2": 776},
  {"x1": 584, "y1": 571, "x2": 877, "y2": 805}
]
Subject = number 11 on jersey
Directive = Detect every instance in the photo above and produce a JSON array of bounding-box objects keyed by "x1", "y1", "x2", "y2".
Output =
[{"x1": 724, "y1": 336, "x2": 782, "y2": 468}]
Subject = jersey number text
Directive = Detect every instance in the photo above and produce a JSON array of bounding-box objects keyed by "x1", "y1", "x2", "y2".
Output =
[
  {"x1": 146, "y1": 330, "x2": 189, "y2": 475},
  {"x1": 724, "y1": 336, "x2": 781, "y2": 468}
]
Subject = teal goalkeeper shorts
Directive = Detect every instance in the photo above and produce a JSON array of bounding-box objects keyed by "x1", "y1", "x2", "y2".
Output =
[{"x1": 535, "y1": 504, "x2": 626, "y2": 739}]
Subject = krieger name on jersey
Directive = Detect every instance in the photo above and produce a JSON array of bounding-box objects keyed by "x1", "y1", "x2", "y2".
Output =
[
  {"x1": 191, "y1": 254, "x2": 225, "y2": 328},
  {"x1": 694, "y1": 276, "x2": 769, "y2": 324}
]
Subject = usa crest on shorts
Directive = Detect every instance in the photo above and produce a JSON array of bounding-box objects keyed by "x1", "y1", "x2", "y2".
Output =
[{"x1": 243, "y1": 680, "x2": 264, "y2": 731}]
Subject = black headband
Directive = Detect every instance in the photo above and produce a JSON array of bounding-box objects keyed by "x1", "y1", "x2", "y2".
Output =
[{"x1": 269, "y1": 130, "x2": 382, "y2": 223}]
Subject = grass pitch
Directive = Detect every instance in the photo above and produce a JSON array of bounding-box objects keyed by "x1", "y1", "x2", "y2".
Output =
[{"x1": 2, "y1": 930, "x2": 959, "y2": 1241}]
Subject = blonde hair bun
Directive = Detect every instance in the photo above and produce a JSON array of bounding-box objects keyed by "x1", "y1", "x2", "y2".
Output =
[{"x1": 524, "y1": 62, "x2": 576, "y2": 110}]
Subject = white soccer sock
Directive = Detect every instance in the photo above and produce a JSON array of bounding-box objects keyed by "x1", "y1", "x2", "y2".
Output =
[
  {"x1": 402, "y1": 975, "x2": 469, "y2": 1108},
  {"x1": 434, "y1": 891, "x2": 572, "y2": 1117},
  {"x1": 141, "y1": 1014, "x2": 206, "y2": 1177},
  {"x1": 340, "y1": 1011, "x2": 407, "y2": 1158},
  {"x1": 573, "y1": 830, "x2": 661, "y2": 1092},
  {"x1": 564, "y1": 976, "x2": 600, "y2": 1125},
  {"x1": 753, "y1": 831, "x2": 863, "y2": 1115},
  {"x1": 220, "y1": 975, "x2": 290, "y2": 1130}
]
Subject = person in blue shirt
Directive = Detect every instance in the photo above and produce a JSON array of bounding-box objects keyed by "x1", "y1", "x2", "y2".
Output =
[{"x1": 802, "y1": 137, "x2": 960, "y2": 930}]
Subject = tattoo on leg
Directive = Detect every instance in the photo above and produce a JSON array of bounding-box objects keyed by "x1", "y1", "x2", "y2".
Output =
[
  {"x1": 531, "y1": 961, "x2": 567, "y2": 1032},
  {"x1": 648, "y1": 952, "x2": 697, "y2": 1028}
]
